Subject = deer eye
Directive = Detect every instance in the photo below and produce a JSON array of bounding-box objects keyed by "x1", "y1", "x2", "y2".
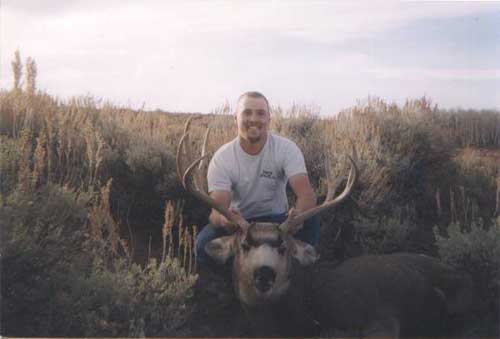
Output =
[
  {"x1": 241, "y1": 242, "x2": 251, "y2": 252},
  {"x1": 278, "y1": 243, "x2": 287, "y2": 255}
]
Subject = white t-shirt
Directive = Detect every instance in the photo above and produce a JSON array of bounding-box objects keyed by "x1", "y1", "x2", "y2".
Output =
[{"x1": 207, "y1": 133, "x2": 307, "y2": 219}]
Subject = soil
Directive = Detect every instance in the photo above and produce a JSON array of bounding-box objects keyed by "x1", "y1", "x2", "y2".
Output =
[{"x1": 188, "y1": 267, "x2": 251, "y2": 337}]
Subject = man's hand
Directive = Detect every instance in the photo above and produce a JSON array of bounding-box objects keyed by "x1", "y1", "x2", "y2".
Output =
[
  {"x1": 208, "y1": 190, "x2": 243, "y2": 232},
  {"x1": 219, "y1": 208, "x2": 243, "y2": 232},
  {"x1": 208, "y1": 190, "x2": 241, "y2": 231},
  {"x1": 286, "y1": 207, "x2": 304, "y2": 233}
]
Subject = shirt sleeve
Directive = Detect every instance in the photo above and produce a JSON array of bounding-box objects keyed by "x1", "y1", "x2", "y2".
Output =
[
  {"x1": 283, "y1": 140, "x2": 307, "y2": 180},
  {"x1": 207, "y1": 153, "x2": 232, "y2": 193}
]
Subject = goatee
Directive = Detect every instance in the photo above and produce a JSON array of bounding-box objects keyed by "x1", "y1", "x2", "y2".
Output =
[{"x1": 247, "y1": 136, "x2": 261, "y2": 144}]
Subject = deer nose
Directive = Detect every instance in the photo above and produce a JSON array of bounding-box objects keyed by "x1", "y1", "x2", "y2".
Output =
[{"x1": 254, "y1": 266, "x2": 276, "y2": 293}]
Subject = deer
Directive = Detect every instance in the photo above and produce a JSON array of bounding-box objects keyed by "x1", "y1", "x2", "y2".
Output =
[{"x1": 177, "y1": 118, "x2": 477, "y2": 338}]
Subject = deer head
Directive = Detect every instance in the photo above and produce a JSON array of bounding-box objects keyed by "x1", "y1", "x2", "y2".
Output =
[{"x1": 177, "y1": 117, "x2": 357, "y2": 307}]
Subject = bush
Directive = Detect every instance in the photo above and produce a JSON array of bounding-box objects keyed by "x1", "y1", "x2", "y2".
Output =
[
  {"x1": 1, "y1": 185, "x2": 197, "y2": 337},
  {"x1": 1, "y1": 185, "x2": 91, "y2": 336},
  {"x1": 59, "y1": 257, "x2": 197, "y2": 337},
  {"x1": 434, "y1": 217, "x2": 500, "y2": 337},
  {"x1": 434, "y1": 218, "x2": 500, "y2": 301},
  {"x1": 448, "y1": 148, "x2": 499, "y2": 224},
  {"x1": 353, "y1": 212, "x2": 416, "y2": 255}
]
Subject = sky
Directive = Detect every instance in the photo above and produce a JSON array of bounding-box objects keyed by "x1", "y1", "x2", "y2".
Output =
[{"x1": 1, "y1": 1, "x2": 499, "y2": 115}]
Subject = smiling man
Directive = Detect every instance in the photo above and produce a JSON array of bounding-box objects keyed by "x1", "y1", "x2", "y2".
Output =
[{"x1": 196, "y1": 91, "x2": 320, "y2": 265}]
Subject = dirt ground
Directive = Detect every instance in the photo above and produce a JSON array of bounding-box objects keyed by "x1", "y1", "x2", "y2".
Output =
[{"x1": 188, "y1": 267, "x2": 251, "y2": 337}]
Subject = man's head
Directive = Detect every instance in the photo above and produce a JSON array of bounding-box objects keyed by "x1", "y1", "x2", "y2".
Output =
[{"x1": 235, "y1": 91, "x2": 270, "y2": 145}]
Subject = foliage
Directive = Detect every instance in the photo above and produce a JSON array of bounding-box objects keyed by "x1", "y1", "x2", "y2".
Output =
[
  {"x1": 61, "y1": 257, "x2": 197, "y2": 337},
  {"x1": 0, "y1": 136, "x2": 21, "y2": 199},
  {"x1": 1, "y1": 184, "x2": 197, "y2": 337},
  {"x1": 448, "y1": 149, "x2": 499, "y2": 225},
  {"x1": 353, "y1": 211, "x2": 416, "y2": 255},
  {"x1": 434, "y1": 217, "x2": 500, "y2": 337},
  {"x1": 1, "y1": 184, "x2": 91, "y2": 336},
  {"x1": 434, "y1": 218, "x2": 500, "y2": 303}
]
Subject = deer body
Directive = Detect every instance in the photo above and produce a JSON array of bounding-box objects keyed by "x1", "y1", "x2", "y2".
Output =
[
  {"x1": 237, "y1": 252, "x2": 475, "y2": 338},
  {"x1": 308, "y1": 253, "x2": 475, "y2": 337}
]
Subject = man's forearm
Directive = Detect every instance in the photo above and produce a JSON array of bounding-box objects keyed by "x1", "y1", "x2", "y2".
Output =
[{"x1": 295, "y1": 192, "x2": 317, "y2": 213}]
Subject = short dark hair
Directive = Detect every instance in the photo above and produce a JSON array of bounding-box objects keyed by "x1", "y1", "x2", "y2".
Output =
[{"x1": 237, "y1": 91, "x2": 270, "y2": 111}]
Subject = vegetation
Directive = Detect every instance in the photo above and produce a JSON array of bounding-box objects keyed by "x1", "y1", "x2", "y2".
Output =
[
  {"x1": 1, "y1": 51, "x2": 499, "y2": 337},
  {"x1": 1, "y1": 180, "x2": 197, "y2": 337},
  {"x1": 434, "y1": 218, "x2": 500, "y2": 337}
]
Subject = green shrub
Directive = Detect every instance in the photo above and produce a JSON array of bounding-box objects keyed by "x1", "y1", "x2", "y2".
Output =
[
  {"x1": 434, "y1": 217, "x2": 500, "y2": 337},
  {"x1": 434, "y1": 218, "x2": 500, "y2": 299},
  {"x1": 1, "y1": 185, "x2": 91, "y2": 336},
  {"x1": 353, "y1": 212, "x2": 416, "y2": 255},
  {"x1": 1, "y1": 185, "x2": 197, "y2": 337},
  {"x1": 60, "y1": 257, "x2": 197, "y2": 337}
]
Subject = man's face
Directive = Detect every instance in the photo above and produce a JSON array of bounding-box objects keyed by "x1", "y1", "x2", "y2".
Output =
[{"x1": 235, "y1": 96, "x2": 270, "y2": 144}]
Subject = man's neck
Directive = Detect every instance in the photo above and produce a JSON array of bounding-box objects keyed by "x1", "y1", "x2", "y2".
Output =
[{"x1": 239, "y1": 134, "x2": 268, "y2": 155}]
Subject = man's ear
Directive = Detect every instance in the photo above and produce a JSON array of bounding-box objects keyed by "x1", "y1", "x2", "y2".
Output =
[
  {"x1": 205, "y1": 235, "x2": 236, "y2": 264},
  {"x1": 290, "y1": 239, "x2": 319, "y2": 266}
]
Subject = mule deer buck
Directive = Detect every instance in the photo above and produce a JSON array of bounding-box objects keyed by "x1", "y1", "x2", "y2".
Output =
[{"x1": 177, "y1": 118, "x2": 477, "y2": 338}]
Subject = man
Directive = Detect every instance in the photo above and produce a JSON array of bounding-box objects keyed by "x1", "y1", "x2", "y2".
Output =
[{"x1": 196, "y1": 91, "x2": 320, "y2": 264}]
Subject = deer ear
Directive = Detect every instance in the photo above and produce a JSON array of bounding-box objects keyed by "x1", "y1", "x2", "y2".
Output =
[
  {"x1": 205, "y1": 235, "x2": 236, "y2": 264},
  {"x1": 290, "y1": 239, "x2": 319, "y2": 266}
]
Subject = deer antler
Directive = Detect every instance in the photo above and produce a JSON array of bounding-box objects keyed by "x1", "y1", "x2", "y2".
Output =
[
  {"x1": 177, "y1": 117, "x2": 250, "y2": 230},
  {"x1": 279, "y1": 154, "x2": 358, "y2": 234}
]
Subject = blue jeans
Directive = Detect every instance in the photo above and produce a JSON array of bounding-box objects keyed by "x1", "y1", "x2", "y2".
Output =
[{"x1": 196, "y1": 213, "x2": 321, "y2": 265}]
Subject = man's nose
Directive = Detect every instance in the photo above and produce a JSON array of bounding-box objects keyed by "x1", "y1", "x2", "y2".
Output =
[{"x1": 248, "y1": 113, "x2": 258, "y2": 121}]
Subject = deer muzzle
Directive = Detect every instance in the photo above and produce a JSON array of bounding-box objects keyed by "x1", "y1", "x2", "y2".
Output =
[{"x1": 254, "y1": 265, "x2": 276, "y2": 293}]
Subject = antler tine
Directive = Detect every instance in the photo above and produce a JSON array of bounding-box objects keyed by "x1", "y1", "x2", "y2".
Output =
[
  {"x1": 200, "y1": 127, "x2": 211, "y2": 168},
  {"x1": 279, "y1": 155, "x2": 358, "y2": 234},
  {"x1": 194, "y1": 127, "x2": 211, "y2": 193},
  {"x1": 177, "y1": 116, "x2": 207, "y2": 191},
  {"x1": 176, "y1": 131, "x2": 189, "y2": 182},
  {"x1": 325, "y1": 154, "x2": 345, "y2": 201},
  {"x1": 183, "y1": 115, "x2": 194, "y2": 134},
  {"x1": 326, "y1": 176, "x2": 346, "y2": 202},
  {"x1": 181, "y1": 153, "x2": 211, "y2": 189}
]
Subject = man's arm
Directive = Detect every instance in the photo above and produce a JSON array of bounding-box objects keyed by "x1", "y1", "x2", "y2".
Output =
[
  {"x1": 208, "y1": 190, "x2": 241, "y2": 232},
  {"x1": 288, "y1": 173, "x2": 317, "y2": 213}
]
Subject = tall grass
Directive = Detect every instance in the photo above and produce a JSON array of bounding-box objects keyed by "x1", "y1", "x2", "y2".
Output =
[{"x1": 2, "y1": 62, "x2": 499, "y2": 244}]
